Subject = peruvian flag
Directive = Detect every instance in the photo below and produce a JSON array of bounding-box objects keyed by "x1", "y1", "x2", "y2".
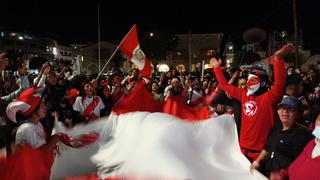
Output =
[{"x1": 119, "y1": 25, "x2": 152, "y2": 78}]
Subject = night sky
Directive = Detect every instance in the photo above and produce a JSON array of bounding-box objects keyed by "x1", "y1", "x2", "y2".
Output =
[{"x1": 1, "y1": 0, "x2": 320, "y2": 54}]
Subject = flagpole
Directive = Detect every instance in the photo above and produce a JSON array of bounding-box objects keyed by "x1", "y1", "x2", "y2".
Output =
[
  {"x1": 96, "y1": 24, "x2": 136, "y2": 80},
  {"x1": 97, "y1": 0, "x2": 101, "y2": 72}
]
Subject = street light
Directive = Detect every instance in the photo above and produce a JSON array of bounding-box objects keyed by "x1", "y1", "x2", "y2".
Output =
[{"x1": 149, "y1": 32, "x2": 154, "y2": 37}]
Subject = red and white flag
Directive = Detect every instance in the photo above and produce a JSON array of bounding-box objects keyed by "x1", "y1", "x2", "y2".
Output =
[{"x1": 119, "y1": 25, "x2": 152, "y2": 78}]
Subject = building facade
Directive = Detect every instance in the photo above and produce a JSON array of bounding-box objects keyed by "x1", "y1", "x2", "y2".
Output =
[{"x1": 163, "y1": 33, "x2": 223, "y2": 72}]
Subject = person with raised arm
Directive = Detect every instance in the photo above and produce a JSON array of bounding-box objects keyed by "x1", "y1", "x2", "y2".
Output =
[{"x1": 211, "y1": 43, "x2": 293, "y2": 162}]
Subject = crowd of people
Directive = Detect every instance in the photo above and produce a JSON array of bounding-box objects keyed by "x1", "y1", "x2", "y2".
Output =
[{"x1": 0, "y1": 43, "x2": 320, "y2": 179}]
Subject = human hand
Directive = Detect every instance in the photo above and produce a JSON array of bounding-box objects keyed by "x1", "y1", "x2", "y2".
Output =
[
  {"x1": 275, "y1": 43, "x2": 295, "y2": 60},
  {"x1": 210, "y1": 58, "x2": 222, "y2": 68},
  {"x1": 250, "y1": 160, "x2": 260, "y2": 172},
  {"x1": 42, "y1": 63, "x2": 51, "y2": 75}
]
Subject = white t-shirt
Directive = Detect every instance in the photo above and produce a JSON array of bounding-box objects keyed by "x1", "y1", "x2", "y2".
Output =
[
  {"x1": 15, "y1": 121, "x2": 47, "y2": 148},
  {"x1": 73, "y1": 96, "x2": 105, "y2": 118}
]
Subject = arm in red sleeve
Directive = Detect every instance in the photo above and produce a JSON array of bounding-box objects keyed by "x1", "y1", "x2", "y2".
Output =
[
  {"x1": 268, "y1": 57, "x2": 285, "y2": 103},
  {"x1": 213, "y1": 67, "x2": 243, "y2": 101}
]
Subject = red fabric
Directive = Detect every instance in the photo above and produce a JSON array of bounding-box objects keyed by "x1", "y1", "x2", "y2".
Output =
[
  {"x1": 119, "y1": 25, "x2": 151, "y2": 78},
  {"x1": 113, "y1": 81, "x2": 163, "y2": 114},
  {"x1": 83, "y1": 97, "x2": 100, "y2": 120},
  {"x1": 163, "y1": 96, "x2": 211, "y2": 122},
  {"x1": 113, "y1": 81, "x2": 211, "y2": 121},
  {"x1": 0, "y1": 146, "x2": 54, "y2": 180},
  {"x1": 57, "y1": 132, "x2": 100, "y2": 148},
  {"x1": 213, "y1": 58, "x2": 285, "y2": 159},
  {"x1": 288, "y1": 139, "x2": 320, "y2": 180}
]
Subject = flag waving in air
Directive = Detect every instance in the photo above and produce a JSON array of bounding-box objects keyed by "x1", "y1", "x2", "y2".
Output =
[{"x1": 119, "y1": 25, "x2": 152, "y2": 78}]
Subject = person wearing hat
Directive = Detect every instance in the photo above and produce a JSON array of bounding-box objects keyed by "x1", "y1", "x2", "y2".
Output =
[
  {"x1": 288, "y1": 113, "x2": 320, "y2": 180},
  {"x1": 250, "y1": 96, "x2": 312, "y2": 179},
  {"x1": 6, "y1": 88, "x2": 61, "y2": 151},
  {"x1": 211, "y1": 43, "x2": 293, "y2": 162}
]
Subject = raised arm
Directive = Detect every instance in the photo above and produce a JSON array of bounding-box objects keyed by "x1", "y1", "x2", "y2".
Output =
[
  {"x1": 268, "y1": 43, "x2": 294, "y2": 103},
  {"x1": 211, "y1": 58, "x2": 243, "y2": 101}
]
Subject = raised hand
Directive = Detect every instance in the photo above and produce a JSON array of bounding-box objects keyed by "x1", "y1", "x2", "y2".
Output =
[
  {"x1": 210, "y1": 58, "x2": 222, "y2": 68},
  {"x1": 275, "y1": 43, "x2": 295, "y2": 60}
]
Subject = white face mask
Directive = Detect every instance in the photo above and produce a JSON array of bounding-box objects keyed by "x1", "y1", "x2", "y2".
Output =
[
  {"x1": 312, "y1": 126, "x2": 320, "y2": 140},
  {"x1": 246, "y1": 83, "x2": 260, "y2": 96},
  {"x1": 246, "y1": 74, "x2": 261, "y2": 96}
]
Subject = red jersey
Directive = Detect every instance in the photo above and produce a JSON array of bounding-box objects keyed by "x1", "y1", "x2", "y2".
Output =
[
  {"x1": 288, "y1": 139, "x2": 320, "y2": 180},
  {"x1": 213, "y1": 58, "x2": 285, "y2": 151}
]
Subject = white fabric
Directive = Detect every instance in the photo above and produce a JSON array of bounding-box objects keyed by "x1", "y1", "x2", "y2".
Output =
[
  {"x1": 73, "y1": 96, "x2": 105, "y2": 117},
  {"x1": 50, "y1": 119, "x2": 109, "y2": 179},
  {"x1": 15, "y1": 121, "x2": 46, "y2": 148},
  {"x1": 312, "y1": 139, "x2": 320, "y2": 159},
  {"x1": 51, "y1": 112, "x2": 266, "y2": 180},
  {"x1": 131, "y1": 45, "x2": 146, "y2": 70}
]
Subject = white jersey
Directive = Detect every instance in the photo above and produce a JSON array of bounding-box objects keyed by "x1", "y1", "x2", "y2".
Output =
[
  {"x1": 15, "y1": 121, "x2": 46, "y2": 148},
  {"x1": 73, "y1": 96, "x2": 105, "y2": 118}
]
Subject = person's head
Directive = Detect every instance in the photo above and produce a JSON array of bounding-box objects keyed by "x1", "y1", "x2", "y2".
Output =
[
  {"x1": 238, "y1": 76, "x2": 247, "y2": 89},
  {"x1": 131, "y1": 69, "x2": 139, "y2": 78},
  {"x1": 84, "y1": 82, "x2": 94, "y2": 97},
  {"x1": 32, "y1": 102, "x2": 46, "y2": 121},
  {"x1": 285, "y1": 77, "x2": 300, "y2": 97},
  {"x1": 277, "y1": 96, "x2": 302, "y2": 129},
  {"x1": 17, "y1": 60, "x2": 28, "y2": 75},
  {"x1": 171, "y1": 78, "x2": 180, "y2": 89},
  {"x1": 0, "y1": 53, "x2": 9, "y2": 71},
  {"x1": 191, "y1": 79, "x2": 201, "y2": 91},
  {"x1": 286, "y1": 66, "x2": 294, "y2": 76},
  {"x1": 127, "y1": 77, "x2": 137, "y2": 92},
  {"x1": 151, "y1": 82, "x2": 159, "y2": 93},
  {"x1": 312, "y1": 113, "x2": 320, "y2": 140},
  {"x1": 166, "y1": 71, "x2": 172, "y2": 79},
  {"x1": 246, "y1": 68, "x2": 270, "y2": 96},
  {"x1": 102, "y1": 85, "x2": 111, "y2": 98},
  {"x1": 112, "y1": 73, "x2": 122, "y2": 86},
  {"x1": 202, "y1": 80, "x2": 208, "y2": 89}
]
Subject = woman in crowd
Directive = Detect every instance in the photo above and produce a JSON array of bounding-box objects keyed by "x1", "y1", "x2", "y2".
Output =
[
  {"x1": 250, "y1": 96, "x2": 312, "y2": 179},
  {"x1": 73, "y1": 82, "x2": 105, "y2": 122},
  {"x1": 288, "y1": 113, "x2": 320, "y2": 180}
]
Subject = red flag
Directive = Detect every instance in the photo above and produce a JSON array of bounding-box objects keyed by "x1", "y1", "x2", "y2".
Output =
[{"x1": 119, "y1": 25, "x2": 152, "y2": 78}]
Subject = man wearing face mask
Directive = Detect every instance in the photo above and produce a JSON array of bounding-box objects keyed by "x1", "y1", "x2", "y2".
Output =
[
  {"x1": 288, "y1": 113, "x2": 320, "y2": 180},
  {"x1": 211, "y1": 43, "x2": 294, "y2": 162}
]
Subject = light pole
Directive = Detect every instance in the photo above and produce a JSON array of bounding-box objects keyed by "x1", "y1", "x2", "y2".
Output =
[
  {"x1": 293, "y1": 0, "x2": 299, "y2": 67},
  {"x1": 97, "y1": 0, "x2": 101, "y2": 72}
]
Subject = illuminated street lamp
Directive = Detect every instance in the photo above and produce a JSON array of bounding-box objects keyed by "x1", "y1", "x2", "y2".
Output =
[{"x1": 149, "y1": 32, "x2": 154, "y2": 37}]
